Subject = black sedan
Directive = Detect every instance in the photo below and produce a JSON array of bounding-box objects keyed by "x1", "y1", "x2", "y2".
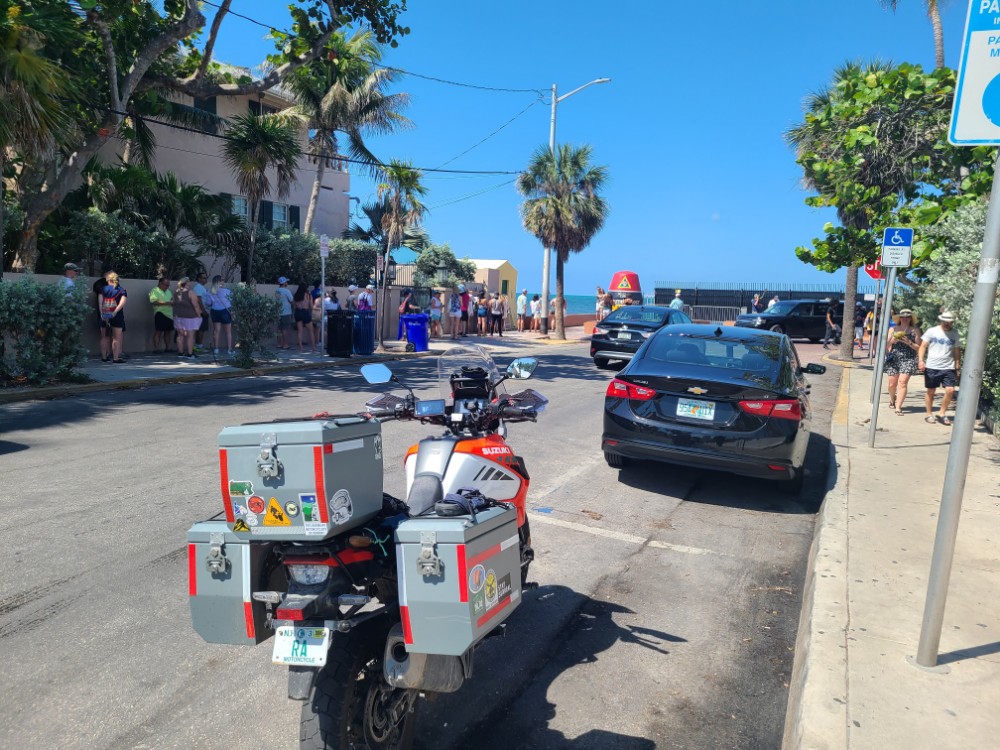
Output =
[
  {"x1": 601, "y1": 324, "x2": 825, "y2": 492},
  {"x1": 590, "y1": 305, "x2": 692, "y2": 368}
]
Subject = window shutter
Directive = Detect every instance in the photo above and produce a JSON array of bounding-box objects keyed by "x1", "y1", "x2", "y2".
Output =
[
  {"x1": 249, "y1": 100, "x2": 261, "y2": 116},
  {"x1": 194, "y1": 96, "x2": 217, "y2": 115},
  {"x1": 260, "y1": 201, "x2": 273, "y2": 229},
  {"x1": 289, "y1": 205, "x2": 300, "y2": 231}
]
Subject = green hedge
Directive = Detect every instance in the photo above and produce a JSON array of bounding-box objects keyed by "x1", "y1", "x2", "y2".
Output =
[
  {"x1": 230, "y1": 284, "x2": 280, "y2": 368},
  {"x1": 0, "y1": 274, "x2": 90, "y2": 384}
]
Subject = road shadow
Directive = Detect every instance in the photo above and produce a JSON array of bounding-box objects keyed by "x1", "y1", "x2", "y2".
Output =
[
  {"x1": 0, "y1": 440, "x2": 29, "y2": 455},
  {"x1": 419, "y1": 585, "x2": 681, "y2": 750},
  {"x1": 613, "y1": 431, "x2": 832, "y2": 515},
  {"x1": 937, "y1": 640, "x2": 1000, "y2": 665}
]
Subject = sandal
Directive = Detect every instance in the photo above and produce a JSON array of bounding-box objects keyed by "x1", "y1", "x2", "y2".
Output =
[
  {"x1": 924, "y1": 416, "x2": 938, "y2": 424},
  {"x1": 895, "y1": 409, "x2": 904, "y2": 416},
  {"x1": 941, "y1": 416, "x2": 953, "y2": 426}
]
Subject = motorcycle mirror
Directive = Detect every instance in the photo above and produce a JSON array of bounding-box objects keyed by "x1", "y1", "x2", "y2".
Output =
[
  {"x1": 361, "y1": 363, "x2": 393, "y2": 384},
  {"x1": 506, "y1": 357, "x2": 538, "y2": 380}
]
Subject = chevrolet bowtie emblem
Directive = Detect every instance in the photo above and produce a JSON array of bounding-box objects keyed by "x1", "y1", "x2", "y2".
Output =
[{"x1": 687, "y1": 387, "x2": 708, "y2": 395}]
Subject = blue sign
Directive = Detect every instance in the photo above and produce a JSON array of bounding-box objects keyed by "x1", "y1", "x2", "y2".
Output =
[
  {"x1": 951, "y1": 1, "x2": 1000, "y2": 144},
  {"x1": 882, "y1": 227, "x2": 913, "y2": 249}
]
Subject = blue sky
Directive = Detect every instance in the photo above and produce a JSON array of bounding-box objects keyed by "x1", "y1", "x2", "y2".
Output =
[{"x1": 211, "y1": 0, "x2": 971, "y2": 295}]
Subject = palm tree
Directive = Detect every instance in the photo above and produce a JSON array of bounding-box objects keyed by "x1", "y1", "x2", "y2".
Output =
[
  {"x1": 878, "y1": 1, "x2": 944, "y2": 69},
  {"x1": 517, "y1": 144, "x2": 609, "y2": 339},
  {"x1": 373, "y1": 160, "x2": 427, "y2": 349},
  {"x1": 0, "y1": 3, "x2": 77, "y2": 278},
  {"x1": 221, "y1": 112, "x2": 302, "y2": 282},
  {"x1": 287, "y1": 30, "x2": 411, "y2": 234},
  {"x1": 344, "y1": 198, "x2": 429, "y2": 255}
]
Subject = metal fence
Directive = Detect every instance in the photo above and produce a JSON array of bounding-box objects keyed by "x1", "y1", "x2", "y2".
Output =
[
  {"x1": 686, "y1": 305, "x2": 744, "y2": 323},
  {"x1": 654, "y1": 281, "x2": 884, "y2": 309}
]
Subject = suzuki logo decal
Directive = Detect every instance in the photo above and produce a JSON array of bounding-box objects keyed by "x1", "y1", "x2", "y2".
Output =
[{"x1": 687, "y1": 387, "x2": 708, "y2": 395}]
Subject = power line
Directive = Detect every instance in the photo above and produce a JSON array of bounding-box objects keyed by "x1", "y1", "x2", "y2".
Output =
[
  {"x1": 199, "y1": 0, "x2": 544, "y2": 95},
  {"x1": 428, "y1": 179, "x2": 516, "y2": 210},
  {"x1": 110, "y1": 108, "x2": 522, "y2": 175},
  {"x1": 433, "y1": 98, "x2": 541, "y2": 170}
]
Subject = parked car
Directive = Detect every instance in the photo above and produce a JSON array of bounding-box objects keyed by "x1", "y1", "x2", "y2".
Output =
[
  {"x1": 601, "y1": 324, "x2": 825, "y2": 492},
  {"x1": 590, "y1": 305, "x2": 692, "y2": 368},
  {"x1": 733, "y1": 299, "x2": 841, "y2": 343}
]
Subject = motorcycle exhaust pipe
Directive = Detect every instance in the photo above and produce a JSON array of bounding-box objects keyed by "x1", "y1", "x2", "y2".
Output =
[{"x1": 383, "y1": 624, "x2": 470, "y2": 693}]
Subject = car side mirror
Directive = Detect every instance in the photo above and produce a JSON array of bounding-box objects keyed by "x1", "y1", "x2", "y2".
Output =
[{"x1": 799, "y1": 363, "x2": 826, "y2": 375}]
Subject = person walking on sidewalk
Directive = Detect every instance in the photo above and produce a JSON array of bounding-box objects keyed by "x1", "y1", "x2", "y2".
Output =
[
  {"x1": 884, "y1": 309, "x2": 921, "y2": 416},
  {"x1": 918, "y1": 311, "x2": 961, "y2": 426},
  {"x1": 822, "y1": 299, "x2": 841, "y2": 349}
]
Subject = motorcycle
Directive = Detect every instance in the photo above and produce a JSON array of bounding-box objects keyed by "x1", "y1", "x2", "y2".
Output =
[{"x1": 187, "y1": 345, "x2": 546, "y2": 750}]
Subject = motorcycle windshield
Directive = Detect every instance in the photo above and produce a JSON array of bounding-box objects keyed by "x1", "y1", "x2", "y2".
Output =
[{"x1": 437, "y1": 344, "x2": 506, "y2": 403}]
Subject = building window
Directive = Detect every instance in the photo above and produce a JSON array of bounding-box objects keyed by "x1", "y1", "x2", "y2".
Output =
[
  {"x1": 249, "y1": 100, "x2": 278, "y2": 116},
  {"x1": 272, "y1": 202, "x2": 289, "y2": 228},
  {"x1": 231, "y1": 196, "x2": 248, "y2": 220}
]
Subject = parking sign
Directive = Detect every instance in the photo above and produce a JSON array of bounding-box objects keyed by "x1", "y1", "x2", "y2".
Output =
[{"x1": 950, "y1": 1, "x2": 1000, "y2": 144}]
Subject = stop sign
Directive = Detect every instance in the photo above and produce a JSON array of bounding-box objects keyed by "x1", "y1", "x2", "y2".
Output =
[{"x1": 864, "y1": 259, "x2": 882, "y2": 280}]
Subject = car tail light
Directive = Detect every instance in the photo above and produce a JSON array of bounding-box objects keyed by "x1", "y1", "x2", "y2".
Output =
[
  {"x1": 739, "y1": 399, "x2": 801, "y2": 421},
  {"x1": 606, "y1": 378, "x2": 657, "y2": 401}
]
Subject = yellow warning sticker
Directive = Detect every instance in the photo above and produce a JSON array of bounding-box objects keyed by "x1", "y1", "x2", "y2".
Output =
[
  {"x1": 616, "y1": 277, "x2": 632, "y2": 290},
  {"x1": 263, "y1": 497, "x2": 291, "y2": 526},
  {"x1": 232, "y1": 518, "x2": 251, "y2": 532}
]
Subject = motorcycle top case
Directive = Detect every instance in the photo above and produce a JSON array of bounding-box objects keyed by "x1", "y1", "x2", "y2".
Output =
[
  {"x1": 217, "y1": 416, "x2": 383, "y2": 541},
  {"x1": 395, "y1": 505, "x2": 521, "y2": 656},
  {"x1": 187, "y1": 520, "x2": 278, "y2": 645}
]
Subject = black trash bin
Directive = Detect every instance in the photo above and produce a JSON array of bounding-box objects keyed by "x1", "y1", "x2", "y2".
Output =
[
  {"x1": 326, "y1": 309, "x2": 355, "y2": 357},
  {"x1": 353, "y1": 310, "x2": 377, "y2": 355}
]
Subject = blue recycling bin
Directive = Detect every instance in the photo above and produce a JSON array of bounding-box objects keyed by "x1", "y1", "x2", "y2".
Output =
[
  {"x1": 402, "y1": 313, "x2": 429, "y2": 352},
  {"x1": 353, "y1": 310, "x2": 377, "y2": 355}
]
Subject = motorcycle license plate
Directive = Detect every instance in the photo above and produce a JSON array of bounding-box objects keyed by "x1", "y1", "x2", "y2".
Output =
[
  {"x1": 676, "y1": 398, "x2": 715, "y2": 421},
  {"x1": 272, "y1": 625, "x2": 331, "y2": 667}
]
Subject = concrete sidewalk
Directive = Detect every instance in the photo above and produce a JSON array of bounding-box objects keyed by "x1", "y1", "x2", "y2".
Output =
[
  {"x1": 785, "y1": 364, "x2": 1000, "y2": 749},
  {"x1": 0, "y1": 327, "x2": 590, "y2": 403}
]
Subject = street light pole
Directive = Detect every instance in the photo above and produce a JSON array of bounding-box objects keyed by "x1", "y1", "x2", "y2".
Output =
[{"x1": 539, "y1": 77, "x2": 610, "y2": 336}]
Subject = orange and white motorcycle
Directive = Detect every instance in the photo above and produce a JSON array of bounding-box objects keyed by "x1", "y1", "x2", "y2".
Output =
[{"x1": 361, "y1": 345, "x2": 547, "y2": 587}]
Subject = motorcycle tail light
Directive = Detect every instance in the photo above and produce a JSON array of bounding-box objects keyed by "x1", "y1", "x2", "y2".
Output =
[
  {"x1": 606, "y1": 378, "x2": 656, "y2": 401},
  {"x1": 287, "y1": 564, "x2": 332, "y2": 585},
  {"x1": 739, "y1": 399, "x2": 801, "y2": 421}
]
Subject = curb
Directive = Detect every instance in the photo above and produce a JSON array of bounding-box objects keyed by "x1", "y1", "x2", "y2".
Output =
[
  {"x1": 782, "y1": 368, "x2": 852, "y2": 750},
  {"x1": 0, "y1": 350, "x2": 441, "y2": 405},
  {"x1": 821, "y1": 352, "x2": 873, "y2": 370}
]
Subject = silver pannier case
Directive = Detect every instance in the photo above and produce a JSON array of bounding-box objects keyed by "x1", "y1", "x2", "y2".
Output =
[
  {"x1": 187, "y1": 520, "x2": 279, "y2": 645},
  {"x1": 393, "y1": 505, "x2": 522, "y2": 656},
  {"x1": 217, "y1": 417, "x2": 383, "y2": 541}
]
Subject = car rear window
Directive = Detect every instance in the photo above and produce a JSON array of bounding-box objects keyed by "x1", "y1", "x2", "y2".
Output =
[
  {"x1": 640, "y1": 333, "x2": 781, "y2": 378},
  {"x1": 605, "y1": 308, "x2": 669, "y2": 325}
]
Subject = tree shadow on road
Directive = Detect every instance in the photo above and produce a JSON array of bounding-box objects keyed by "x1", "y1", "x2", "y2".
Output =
[{"x1": 419, "y1": 585, "x2": 682, "y2": 750}]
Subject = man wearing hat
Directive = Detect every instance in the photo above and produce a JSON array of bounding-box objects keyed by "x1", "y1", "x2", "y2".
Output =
[
  {"x1": 517, "y1": 288, "x2": 528, "y2": 332},
  {"x1": 918, "y1": 311, "x2": 961, "y2": 425},
  {"x1": 346, "y1": 284, "x2": 359, "y2": 311},
  {"x1": 669, "y1": 289, "x2": 684, "y2": 310},
  {"x1": 274, "y1": 277, "x2": 294, "y2": 349},
  {"x1": 62, "y1": 263, "x2": 80, "y2": 295}
]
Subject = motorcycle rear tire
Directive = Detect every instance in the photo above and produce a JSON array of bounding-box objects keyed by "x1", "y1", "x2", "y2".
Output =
[{"x1": 300, "y1": 625, "x2": 418, "y2": 750}]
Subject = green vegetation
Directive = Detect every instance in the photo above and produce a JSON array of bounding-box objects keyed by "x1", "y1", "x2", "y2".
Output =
[
  {"x1": 413, "y1": 243, "x2": 477, "y2": 289},
  {"x1": 517, "y1": 144, "x2": 609, "y2": 339},
  {"x1": 230, "y1": 283, "x2": 281, "y2": 368}
]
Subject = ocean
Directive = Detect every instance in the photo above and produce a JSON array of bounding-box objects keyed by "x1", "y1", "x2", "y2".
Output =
[{"x1": 529, "y1": 293, "x2": 654, "y2": 315}]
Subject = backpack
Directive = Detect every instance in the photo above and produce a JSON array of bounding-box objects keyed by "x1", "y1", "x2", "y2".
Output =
[{"x1": 357, "y1": 293, "x2": 371, "y2": 311}]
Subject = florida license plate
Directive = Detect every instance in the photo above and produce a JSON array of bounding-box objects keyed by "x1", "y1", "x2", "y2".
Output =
[
  {"x1": 617, "y1": 332, "x2": 631, "y2": 340},
  {"x1": 272, "y1": 625, "x2": 331, "y2": 667},
  {"x1": 676, "y1": 397, "x2": 715, "y2": 421}
]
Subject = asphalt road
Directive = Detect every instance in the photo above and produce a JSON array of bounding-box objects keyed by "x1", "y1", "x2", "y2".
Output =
[{"x1": 0, "y1": 339, "x2": 841, "y2": 750}]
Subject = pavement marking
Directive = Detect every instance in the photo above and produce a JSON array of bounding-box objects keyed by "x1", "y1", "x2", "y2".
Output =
[
  {"x1": 530, "y1": 512, "x2": 729, "y2": 557},
  {"x1": 832, "y1": 367, "x2": 852, "y2": 426}
]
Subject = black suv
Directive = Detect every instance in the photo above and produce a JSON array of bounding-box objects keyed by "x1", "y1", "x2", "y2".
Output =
[{"x1": 733, "y1": 299, "x2": 841, "y2": 343}]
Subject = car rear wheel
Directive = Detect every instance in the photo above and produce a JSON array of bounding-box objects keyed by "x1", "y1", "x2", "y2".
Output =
[
  {"x1": 781, "y1": 469, "x2": 805, "y2": 495},
  {"x1": 594, "y1": 357, "x2": 610, "y2": 369},
  {"x1": 604, "y1": 451, "x2": 629, "y2": 469},
  {"x1": 769, "y1": 324, "x2": 784, "y2": 334}
]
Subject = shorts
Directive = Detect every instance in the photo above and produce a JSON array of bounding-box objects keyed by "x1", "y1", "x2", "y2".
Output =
[
  {"x1": 280, "y1": 314, "x2": 293, "y2": 330},
  {"x1": 211, "y1": 308, "x2": 232, "y2": 325},
  {"x1": 854, "y1": 326, "x2": 864, "y2": 339},
  {"x1": 460, "y1": 311, "x2": 469, "y2": 322},
  {"x1": 294, "y1": 309, "x2": 311, "y2": 325},
  {"x1": 101, "y1": 312, "x2": 126, "y2": 331},
  {"x1": 199, "y1": 312, "x2": 210, "y2": 332},
  {"x1": 430, "y1": 311, "x2": 442, "y2": 321},
  {"x1": 449, "y1": 311, "x2": 461, "y2": 319},
  {"x1": 154, "y1": 311, "x2": 174, "y2": 332},
  {"x1": 174, "y1": 316, "x2": 202, "y2": 332},
  {"x1": 925, "y1": 368, "x2": 957, "y2": 389}
]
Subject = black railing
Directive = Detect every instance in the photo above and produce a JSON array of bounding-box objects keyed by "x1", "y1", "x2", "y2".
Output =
[{"x1": 653, "y1": 282, "x2": 883, "y2": 310}]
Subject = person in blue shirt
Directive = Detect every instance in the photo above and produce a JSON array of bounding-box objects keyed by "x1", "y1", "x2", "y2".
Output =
[
  {"x1": 275, "y1": 277, "x2": 294, "y2": 349},
  {"x1": 669, "y1": 290, "x2": 684, "y2": 310}
]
